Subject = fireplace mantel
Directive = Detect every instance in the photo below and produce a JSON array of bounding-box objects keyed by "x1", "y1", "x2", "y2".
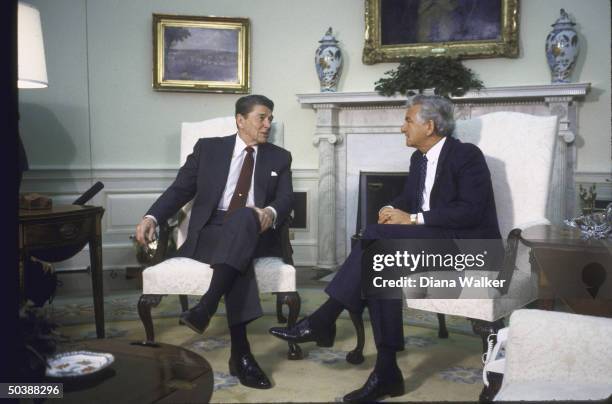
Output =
[{"x1": 297, "y1": 83, "x2": 591, "y2": 269}]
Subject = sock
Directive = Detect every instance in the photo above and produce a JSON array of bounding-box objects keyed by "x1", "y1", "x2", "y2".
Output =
[
  {"x1": 374, "y1": 347, "x2": 400, "y2": 379},
  {"x1": 198, "y1": 264, "x2": 239, "y2": 315},
  {"x1": 308, "y1": 297, "x2": 344, "y2": 331},
  {"x1": 230, "y1": 321, "x2": 251, "y2": 358}
]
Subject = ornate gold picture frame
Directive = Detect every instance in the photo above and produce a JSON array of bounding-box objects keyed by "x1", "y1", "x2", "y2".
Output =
[
  {"x1": 153, "y1": 14, "x2": 250, "y2": 93},
  {"x1": 363, "y1": 0, "x2": 519, "y2": 64}
]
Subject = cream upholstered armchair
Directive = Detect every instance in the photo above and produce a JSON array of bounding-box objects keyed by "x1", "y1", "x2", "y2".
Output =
[
  {"x1": 484, "y1": 309, "x2": 612, "y2": 401},
  {"x1": 347, "y1": 112, "x2": 559, "y2": 397},
  {"x1": 137, "y1": 117, "x2": 303, "y2": 359}
]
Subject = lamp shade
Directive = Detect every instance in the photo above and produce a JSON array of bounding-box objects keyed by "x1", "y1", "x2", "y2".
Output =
[{"x1": 18, "y1": 2, "x2": 48, "y2": 88}]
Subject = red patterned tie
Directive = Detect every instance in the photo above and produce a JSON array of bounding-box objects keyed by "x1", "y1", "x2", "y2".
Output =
[{"x1": 227, "y1": 146, "x2": 255, "y2": 214}]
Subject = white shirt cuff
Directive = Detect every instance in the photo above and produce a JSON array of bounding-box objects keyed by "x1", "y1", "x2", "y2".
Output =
[
  {"x1": 379, "y1": 205, "x2": 393, "y2": 214},
  {"x1": 144, "y1": 215, "x2": 158, "y2": 225},
  {"x1": 265, "y1": 206, "x2": 278, "y2": 228},
  {"x1": 417, "y1": 212, "x2": 425, "y2": 225}
]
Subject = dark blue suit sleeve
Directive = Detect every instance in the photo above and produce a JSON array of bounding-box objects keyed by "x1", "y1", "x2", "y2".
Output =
[
  {"x1": 269, "y1": 151, "x2": 294, "y2": 225},
  {"x1": 423, "y1": 145, "x2": 494, "y2": 228},
  {"x1": 146, "y1": 139, "x2": 201, "y2": 225}
]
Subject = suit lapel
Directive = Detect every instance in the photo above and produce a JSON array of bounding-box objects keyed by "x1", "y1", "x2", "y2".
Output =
[
  {"x1": 429, "y1": 136, "x2": 455, "y2": 204},
  {"x1": 254, "y1": 143, "x2": 269, "y2": 207}
]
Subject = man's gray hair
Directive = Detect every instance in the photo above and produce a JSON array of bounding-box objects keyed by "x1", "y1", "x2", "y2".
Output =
[{"x1": 406, "y1": 95, "x2": 455, "y2": 137}]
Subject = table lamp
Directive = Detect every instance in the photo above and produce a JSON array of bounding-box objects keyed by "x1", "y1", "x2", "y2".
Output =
[{"x1": 18, "y1": 1, "x2": 50, "y2": 208}]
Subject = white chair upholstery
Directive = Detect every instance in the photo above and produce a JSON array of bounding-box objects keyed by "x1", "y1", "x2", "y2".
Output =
[
  {"x1": 491, "y1": 309, "x2": 612, "y2": 401},
  {"x1": 138, "y1": 117, "x2": 302, "y2": 358},
  {"x1": 404, "y1": 112, "x2": 559, "y2": 322}
]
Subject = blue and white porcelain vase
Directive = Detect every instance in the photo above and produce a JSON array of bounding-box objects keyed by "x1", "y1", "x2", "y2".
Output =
[
  {"x1": 315, "y1": 27, "x2": 343, "y2": 92},
  {"x1": 545, "y1": 9, "x2": 580, "y2": 83}
]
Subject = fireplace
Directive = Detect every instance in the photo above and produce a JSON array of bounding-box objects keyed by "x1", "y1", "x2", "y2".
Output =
[{"x1": 355, "y1": 171, "x2": 408, "y2": 236}]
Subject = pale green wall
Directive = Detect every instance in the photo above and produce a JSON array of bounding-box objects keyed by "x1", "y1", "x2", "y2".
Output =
[{"x1": 19, "y1": 0, "x2": 611, "y2": 172}]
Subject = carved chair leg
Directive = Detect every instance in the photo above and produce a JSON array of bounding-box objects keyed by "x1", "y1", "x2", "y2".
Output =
[
  {"x1": 275, "y1": 292, "x2": 287, "y2": 324},
  {"x1": 276, "y1": 292, "x2": 303, "y2": 360},
  {"x1": 178, "y1": 295, "x2": 189, "y2": 325},
  {"x1": 346, "y1": 310, "x2": 365, "y2": 364},
  {"x1": 471, "y1": 318, "x2": 505, "y2": 402},
  {"x1": 137, "y1": 294, "x2": 163, "y2": 346},
  {"x1": 437, "y1": 313, "x2": 449, "y2": 338},
  {"x1": 179, "y1": 294, "x2": 189, "y2": 312}
]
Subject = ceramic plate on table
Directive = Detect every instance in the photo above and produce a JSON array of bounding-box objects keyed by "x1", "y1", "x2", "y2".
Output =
[{"x1": 45, "y1": 351, "x2": 115, "y2": 378}]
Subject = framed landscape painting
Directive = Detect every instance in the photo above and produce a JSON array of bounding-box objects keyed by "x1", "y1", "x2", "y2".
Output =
[
  {"x1": 363, "y1": 0, "x2": 519, "y2": 64},
  {"x1": 153, "y1": 14, "x2": 250, "y2": 93}
]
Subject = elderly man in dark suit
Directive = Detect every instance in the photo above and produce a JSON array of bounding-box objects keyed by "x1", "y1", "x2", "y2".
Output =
[
  {"x1": 270, "y1": 95, "x2": 501, "y2": 402},
  {"x1": 136, "y1": 94, "x2": 293, "y2": 389}
]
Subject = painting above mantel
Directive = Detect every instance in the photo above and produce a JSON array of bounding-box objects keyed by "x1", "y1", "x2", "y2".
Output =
[{"x1": 363, "y1": 0, "x2": 520, "y2": 64}]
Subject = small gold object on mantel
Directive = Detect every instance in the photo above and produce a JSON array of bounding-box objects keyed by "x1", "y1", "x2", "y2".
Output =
[{"x1": 19, "y1": 193, "x2": 52, "y2": 210}]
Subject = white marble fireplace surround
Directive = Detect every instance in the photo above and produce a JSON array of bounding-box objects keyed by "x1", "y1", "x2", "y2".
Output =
[{"x1": 297, "y1": 83, "x2": 591, "y2": 269}]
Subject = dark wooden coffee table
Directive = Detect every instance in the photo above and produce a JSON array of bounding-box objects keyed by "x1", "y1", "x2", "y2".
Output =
[{"x1": 47, "y1": 339, "x2": 214, "y2": 403}]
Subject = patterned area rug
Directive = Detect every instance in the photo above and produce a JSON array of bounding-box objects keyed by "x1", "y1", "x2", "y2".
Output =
[{"x1": 49, "y1": 289, "x2": 485, "y2": 402}]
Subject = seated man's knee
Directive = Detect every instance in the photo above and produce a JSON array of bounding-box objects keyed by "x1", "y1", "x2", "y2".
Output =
[{"x1": 362, "y1": 224, "x2": 384, "y2": 239}]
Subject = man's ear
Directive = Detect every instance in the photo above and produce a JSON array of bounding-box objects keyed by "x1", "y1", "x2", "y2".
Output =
[
  {"x1": 425, "y1": 119, "x2": 435, "y2": 136},
  {"x1": 236, "y1": 114, "x2": 245, "y2": 129}
]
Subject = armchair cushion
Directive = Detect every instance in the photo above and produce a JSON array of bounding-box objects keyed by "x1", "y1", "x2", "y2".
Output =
[{"x1": 143, "y1": 256, "x2": 296, "y2": 296}]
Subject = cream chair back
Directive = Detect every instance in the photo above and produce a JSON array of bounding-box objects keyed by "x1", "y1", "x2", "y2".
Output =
[{"x1": 454, "y1": 112, "x2": 558, "y2": 238}]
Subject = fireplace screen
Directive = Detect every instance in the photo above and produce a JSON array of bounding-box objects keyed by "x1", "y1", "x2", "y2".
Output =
[{"x1": 356, "y1": 171, "x2": 408, "y2": 236}]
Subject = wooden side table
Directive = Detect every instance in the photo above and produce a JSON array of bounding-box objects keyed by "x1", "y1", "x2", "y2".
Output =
[
  {"x1": 520, "y1": 224, "x2": 612, "y2": 317},
  {"x1": 19, "y1": 205, "x2": 106, "y2": 337}
]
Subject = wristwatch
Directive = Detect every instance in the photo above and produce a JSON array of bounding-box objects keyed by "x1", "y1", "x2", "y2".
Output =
[{"x1": 410, "y1": 213, "x2": 417, "y2": 225}]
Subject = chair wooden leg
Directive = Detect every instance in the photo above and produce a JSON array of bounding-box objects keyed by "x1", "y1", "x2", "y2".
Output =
[
  {"x1": 346, "y1": 310, "x2": 365, "y2": 364},
  {"x1": 437, "y1": 313, "x2": 449, "y2": 338},
  {"x1": 471, "y1": 318, "x2": 505, "y2": 402},
  {"x1": 275, "y1": 292, "x2": 287, "y2": 324},
  {"x1": 136, "y1": 294, "x2": 163, "y2": 346},
  {"x1": 276, "y1": 292, "x2": 303, "y2": 360},
  {"x1": 179, "y1": 294, "x2": 189, "y2": 312}
]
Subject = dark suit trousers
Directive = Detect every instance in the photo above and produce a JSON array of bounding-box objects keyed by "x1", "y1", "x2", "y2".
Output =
[
  {"x1": 177, "y1": 207, "x2": 264, "y2": 327},
  {"x1": 326, "y1": 223, "x2": 457, "y2": 351}
]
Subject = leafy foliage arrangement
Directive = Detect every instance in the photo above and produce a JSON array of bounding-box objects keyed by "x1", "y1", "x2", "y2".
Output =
[{"x1": 375, "y1": 56, "x2": 484, "y2": 98}]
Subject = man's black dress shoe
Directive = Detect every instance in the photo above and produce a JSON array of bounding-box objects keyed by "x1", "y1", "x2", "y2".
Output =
[
  {"x1": 269, "y1": 317, "x2": 336, "y2": 347},
  {"x1": 229, "y1": 353, "x2": 272, "y2": 389},
  {"x1": 343, "y1": 370, "x2": 404, "y2": 403},
  {"x1": 179, "y1": 303, "x2": 211, "y2": 334}
]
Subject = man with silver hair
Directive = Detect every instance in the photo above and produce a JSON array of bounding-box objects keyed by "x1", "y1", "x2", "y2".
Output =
[{"x1": 271, "y1": 95, "x2": 501, "y2": 402}]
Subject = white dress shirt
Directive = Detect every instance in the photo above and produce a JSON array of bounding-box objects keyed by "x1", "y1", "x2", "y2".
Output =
[{"x1": 381, "y1": 136, "x2": 446, "y2": 225}]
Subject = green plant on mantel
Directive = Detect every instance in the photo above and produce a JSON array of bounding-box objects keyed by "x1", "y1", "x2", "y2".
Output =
[{"x1": 375, "y1": 56, "x2": 484, "y2": 98}]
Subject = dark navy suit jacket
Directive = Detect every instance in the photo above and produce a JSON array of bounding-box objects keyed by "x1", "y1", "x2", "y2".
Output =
[
  {"x1": 390, "y1": 136, "x2": 501, "y2": 239},
  {"x1": 147, "y1": 134, "x2": 293, "y2": 259}
]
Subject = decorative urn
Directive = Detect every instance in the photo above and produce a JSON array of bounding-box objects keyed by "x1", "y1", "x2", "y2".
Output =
[
  {"x1": 545, "y1": 9, "x2": 580, "y2": 83},
  {"x1": 315, "y1": 27, "x2": 343, "y2": 92}
]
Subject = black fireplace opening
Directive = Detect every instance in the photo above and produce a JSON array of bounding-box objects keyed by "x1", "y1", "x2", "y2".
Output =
[{"x1": 356, "y1": 171, "x2": 408, "y2": 235}]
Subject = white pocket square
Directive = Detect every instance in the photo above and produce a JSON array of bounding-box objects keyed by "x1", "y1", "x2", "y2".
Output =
[{"x1": 271, "y1": 171, "x2": 278, "y2": 176}]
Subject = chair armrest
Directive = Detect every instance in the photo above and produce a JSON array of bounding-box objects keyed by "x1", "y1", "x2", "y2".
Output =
[
  {"x1": 493, "y1": 228, "x2": 523, "y2": 296},
  {"x1": 149, "y1": 222, "x2": 171, "y2": 266}
]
